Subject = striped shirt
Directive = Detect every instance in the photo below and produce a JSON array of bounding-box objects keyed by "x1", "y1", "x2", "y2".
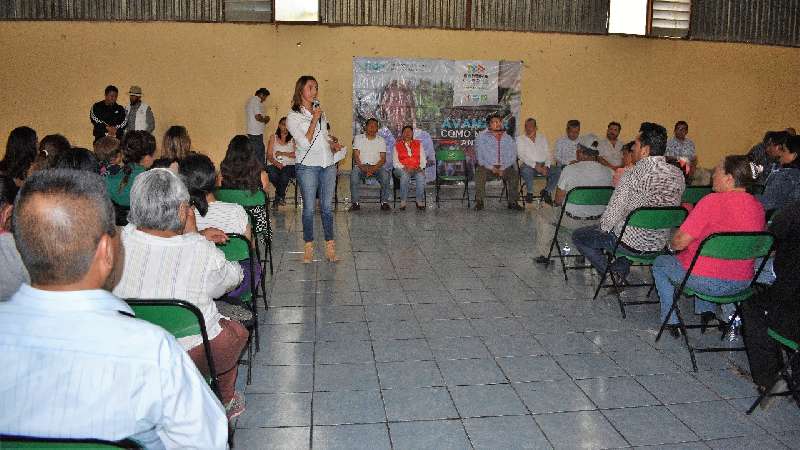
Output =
[
  {"x1": 600, "y1": 156, "x2": 686, "y2": 252},
  {"x1": 194, "y1": 201, "x2": 249, "y2": 236},
  {"x1": 113, "y1": 224, "x2": 243, "y2": 350},
  {"x1": 0, "y1": 285, "x2": 228, "y2": 449}
]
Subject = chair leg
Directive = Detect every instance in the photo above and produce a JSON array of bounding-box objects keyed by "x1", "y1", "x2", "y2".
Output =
[
  {"x1": 610, "y1": 271, "x2": 627, "y2": 318},
  {"x1": 655, "y1": 303, "x2": 676, "y2": 342},
  {"x1": 465, "y1": 181, "x2": 471, "y2": 208},
  {"x1": 592, "y1": 263, "x2": 610, "y2": 301},
  {"x1": 671, "y1": 295, "x2": 698, "y2": 371},
  {"x1": 435, "y1": 179, "x2": 440, "y2": 207}
]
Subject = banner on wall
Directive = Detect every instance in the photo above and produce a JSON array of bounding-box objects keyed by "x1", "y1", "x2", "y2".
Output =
[{"x1": 352, "y1": 57, "x2": 522, "y2": 179}]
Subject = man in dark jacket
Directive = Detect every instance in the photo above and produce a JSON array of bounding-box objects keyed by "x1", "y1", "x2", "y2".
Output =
[{"x1": 90, "y1": 85, "x2": 127, "y2": 142}]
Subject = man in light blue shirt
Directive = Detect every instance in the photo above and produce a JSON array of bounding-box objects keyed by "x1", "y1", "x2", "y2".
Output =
[
  {"x1": 474, "y1": 114, "x2": 522, "y2": 211},
  {"x1": 0, "y1": 169, "x2": 228, "y2": 449}
]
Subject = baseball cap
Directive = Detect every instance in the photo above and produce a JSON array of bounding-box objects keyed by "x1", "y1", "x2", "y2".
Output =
[{"x1": 128, "y1": 86, "x2": 143, "y2": 96}]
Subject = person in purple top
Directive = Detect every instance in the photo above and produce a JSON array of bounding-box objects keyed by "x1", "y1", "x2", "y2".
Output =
[{"x1": 474, "y1": 114, "x2": 522, "y2": 211}]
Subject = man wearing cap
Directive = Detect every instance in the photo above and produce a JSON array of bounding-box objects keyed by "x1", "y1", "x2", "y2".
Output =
[
  {"x1": 124, "y1": 86, "x2": 155, "y2": 135},
  {"x1": 534, "y1": 134, "x2": 613, "y2": 264},
  {"x1": 246, "y1": 88, "x2": 271, "y2": 166}
]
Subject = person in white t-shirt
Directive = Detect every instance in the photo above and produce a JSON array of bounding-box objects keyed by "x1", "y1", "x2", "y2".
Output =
[
  {"x1": 598, "y1": 121, "x2": 624, "y2": 169},
  {"x1": 545, "y1": 119, "x2": 581, "y2": 201},
  {"x1": 266, "y1": 117, "x2": 297, "y2": 207},
  {"x1": 350, "y1": 118, "x2": 390, "y2": 211},
  {"x1": 245, "y1": 88, "x2": 271, "y2": 166},
  {"x1": 517, "y1": 117, "x2": 549, "y2": 203}
]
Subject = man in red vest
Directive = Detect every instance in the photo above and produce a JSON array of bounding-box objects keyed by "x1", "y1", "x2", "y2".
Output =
[{"x1": 393, "y1": 125, "x2": 427, "y2": 210}]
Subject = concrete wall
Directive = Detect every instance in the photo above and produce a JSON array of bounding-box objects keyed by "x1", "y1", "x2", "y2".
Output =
[{"x1": 1, "y1": 21, "x2": 798, "y2": 167}]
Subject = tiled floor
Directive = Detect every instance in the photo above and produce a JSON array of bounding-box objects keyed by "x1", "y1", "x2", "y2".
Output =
[{"x1": 235, "y1": 187, "x2": 800, "y2": 449}]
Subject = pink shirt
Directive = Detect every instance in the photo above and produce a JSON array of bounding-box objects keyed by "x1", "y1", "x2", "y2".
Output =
[{"x1": 676, "y1": 191, "x2": 765, "y2": 280}]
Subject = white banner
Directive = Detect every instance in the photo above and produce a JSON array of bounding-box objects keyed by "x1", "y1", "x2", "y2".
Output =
[{"x1": 452, "y1": 60, "x2": 499, "y2": 107}]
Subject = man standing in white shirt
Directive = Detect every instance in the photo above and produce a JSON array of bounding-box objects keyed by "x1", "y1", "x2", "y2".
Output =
[
  {"x1": 598, "y1": 121, "x2": 623, "y2": 169},
  {"x1": 545, "y1": 119, "x2": 581, "y2": 202},
  {"x1": 517, "y1": 117, "x2": 549, "y2": 204},
  {"x1": 350, "y1": 118, "x2": 390, "y2": 211},
  {"x1": 246, "y1": 87, "x2": 271, "y2": 166},
  {"x1": 0, "y1": 169, "x2": 227, "y2": 449}
]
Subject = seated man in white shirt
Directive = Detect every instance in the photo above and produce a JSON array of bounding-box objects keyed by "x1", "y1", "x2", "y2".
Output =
[
  {"x1": 597, "y1": 121, "x2": 624, "y2": 169},
  {"x1": 517, "y1": 117, "x2": 549, "y2": 204},
  {"x1": 534, "y1": 135, "x2": 613, "y2": 263},
  {"x1": 0, "y1": 169, "x2": 227, "y2": 449},
  {"x1": 665, "y1": 120, "x2": 697, "y2": 178},
  {"x1": 545, "y1": 119, "x2": 581, "y2": 201},
  {"x1": 350, "y1": 118, "x2": 390, "y2": 211}
]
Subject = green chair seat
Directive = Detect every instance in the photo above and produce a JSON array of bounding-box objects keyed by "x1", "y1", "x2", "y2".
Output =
[
  {"x1": 768, "y1": 328, "x2": 799, "y2": 351},
  {"x1": 434, "y1": 147, "x2": 470, "y2": 208},
  {"x1": 438, "y1": 175, "x2": 466, "y2": 182},
  {"x1": 215, "y1": 188, "x2": 266, "y2": 207},
  {"x1": 0, "y1": 436, "x2": 142, "y2": 449},
  {"x1": 685, "y1": 287, "x2": 754, "y2": 304},
  {"x1": 681, "y1": 186, "x2": 713, "y2": 205},
  {"x1": 614, "y1": 251, "x2": 662, "y2": 265}
]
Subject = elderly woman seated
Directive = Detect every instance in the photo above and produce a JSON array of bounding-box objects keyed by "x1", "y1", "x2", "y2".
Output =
[{"x1": 112, "y1": 168, "x2": 248, "y2": 421}]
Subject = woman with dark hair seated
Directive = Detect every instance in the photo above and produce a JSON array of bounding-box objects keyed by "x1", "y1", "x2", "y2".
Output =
[
  {"x1": 219, "y1": 135, "x2": 271, "y2": 234},
  {"x1": 757, "y1": 134, "x2": 800, "y2": 212},
  {"x1": 105, "y1": 130, "x2": 156, "y2": 207},
  {"x1": 0, "y1": 126, "x2": 38, "y2": 187},
  {"x1": 653, "y1": 155, "x2": 765, "y2": 337},
  {"x1": 28, "y1": 134, "x2": 72, "y2": 175},
  {"x1": 49, "y1": 148, "x2": 100, "y2": 174},
  {"x1": 0, "y1": 175, "x2": 28, "y2": 299},
  {"x1": 266, "y1": 117, "x2": 296, "y2": 207}
]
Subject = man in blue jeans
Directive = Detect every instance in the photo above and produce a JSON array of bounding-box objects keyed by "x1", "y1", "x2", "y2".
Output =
[{"x1": 349, "y1": 118, "x2": 390, "y2": 211}]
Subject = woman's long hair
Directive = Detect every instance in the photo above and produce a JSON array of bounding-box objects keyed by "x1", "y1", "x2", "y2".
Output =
[
  {"x1": 180, "y1": 153, "x2": 216, "y2": 216},
  {"x1": 275, "y1": 117, "x2": 293, "y2": 143},
  {"x1": 291, "y1": 76, "x2": 317, "y2": 113},
  {"x1": 118, "y1": 131, "x2": 156, "y2": 193},
  {"x1": 220, "y1": 135, "x2": 262, "y2": 192},
  {"x1": 162, "y1": 125, "x2": 192, "y2": 161},
  {"x1": 0, "y1": 126, "x2": 38, "y2": 181}
]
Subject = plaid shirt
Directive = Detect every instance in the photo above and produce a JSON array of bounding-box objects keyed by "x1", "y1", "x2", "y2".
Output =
[{"x1": 600, "y1": 156, "x2": 685, "y2": 251}]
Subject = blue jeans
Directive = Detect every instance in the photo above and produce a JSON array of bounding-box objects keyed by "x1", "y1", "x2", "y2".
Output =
[
  {"x1": 393, "y1": 168, "x2": 426, "y2": 203},
  {"x1": 653, "y1": 254, "x2": 750, "y2": 325},
  {"x1": 519, "y1": 163, "x2": 543, "y2": 196},
  {"x1": 296, "y1": 164, "x2": 336, "y2": 242},
  {"x1": 248, "y1": 134, "x2": 266, "y2": 167},
  {"x1": 545, "y1": 164, "x2": 563, "y2": 195},
  {"x1": 266, "y1": 164, "x2": 296, "y2": 201},
  {"x1": 571, "y1": 225, "x2": 631, "y2": 277},
  {"x1": 350, "y1": 166, "x2": 390, "y2": 204}
]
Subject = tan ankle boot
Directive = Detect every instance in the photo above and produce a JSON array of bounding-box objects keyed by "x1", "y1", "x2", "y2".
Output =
[
  {"x1": 303, "y1": 242, "x2": 314, "y2": 264},
  {"x1": 325, "y1": 240, "x2": 339, "y2": 262}
]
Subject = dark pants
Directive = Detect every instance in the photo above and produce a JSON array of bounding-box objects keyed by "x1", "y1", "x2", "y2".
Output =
[
  {"x1": 248, "y1": 134, "x2": 266, "y2": 167},
  {"x1": 571, "y1": 225, "x2": 631, "y2": 277},
  {"x1": 741, "y1": 294, "x2": 794, "y2": 389},
  {"x1": 474, "y1": 165, "x2": 520, "y2": 205},
  {"x1": 188, "y1": 319, "x2": 249, "y2": 404},
  {"x1": 266, "y1": 164, "x2": 296, "y2": 201}
]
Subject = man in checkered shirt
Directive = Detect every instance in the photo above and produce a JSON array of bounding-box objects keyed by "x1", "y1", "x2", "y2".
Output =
[{"x1": 572, "y1": 122, "x2": 686, "y2": 280}]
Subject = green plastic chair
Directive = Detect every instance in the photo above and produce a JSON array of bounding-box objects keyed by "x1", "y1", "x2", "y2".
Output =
[
  {"x1": 592, "y1": 206, "x2": 689, "y2": 318},
  {"x1": 681, "y1": 185, "x2": 713, "y2": 205},
  {"x1": 747, "y1": 328, "x2": 800, "y2": 413},
  {"x1": 544, "y1": 186, "x2": 614, "y2": 281},
  {"x1": 124, "y1": 299, "x2": 220, "y2": 398},
  {"x1": 655, "y1": 232, "x2": 774, "y2": 371},
  {"x1": 215, "y1": 188, "x2": 274, "y2": 278},
  {"x1": 0, "y1": 436, "x2": 142, "y2": 449},
  {"x1": 216, "y1": 233, "x2": 258, "y2": 382},
  {"x1": 434, "y1": 147, "x2": 470, "y2": 208}
]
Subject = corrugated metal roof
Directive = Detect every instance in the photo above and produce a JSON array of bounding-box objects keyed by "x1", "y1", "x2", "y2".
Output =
[
  {"x1": 320, "y1": 0, "x2": 467, "y2": 29},
  {"x1": 0, "y1": 0, "x2": 224, "y2": 22},
  {"x1": 690, "y1": 0, "x2": 800, "y2": 47},
  {"x1": 471, "y1": 0, "x2": 608, "y2": 34}
]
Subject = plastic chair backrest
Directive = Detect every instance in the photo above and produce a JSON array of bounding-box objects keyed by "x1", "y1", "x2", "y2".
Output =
[
  {"x1": 681, "y1": 186, "x2": 713, "y2": 205},
  {"x1": 436, "y1": 148, "x2": 467, "y2": 162},
  {"x1": 215, "y1": 189, "x2": 266, "y2": 207},
  {"x1": 625, "y1": 207, "x2": 688, "y2": 230},
  {"x1": 697, "y1": 232, "x2": 774, "y2": 261},
  {"x1": 565, "y1": 187, "x2": 614, "y2": 206},
  {"x1": 217, "y1": 234, "x2": 250, "y2": 262},
  {"x1": 0, "y1": 435, "x2": 142, "y2": 449},
  {"x1": 127, "y1": 300, "x2": 203, "y2": 339}
]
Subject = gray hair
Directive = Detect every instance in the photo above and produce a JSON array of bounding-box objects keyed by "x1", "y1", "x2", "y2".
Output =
[{"x1": 128, "y1": 168, "x2": 189, "y2": 232}]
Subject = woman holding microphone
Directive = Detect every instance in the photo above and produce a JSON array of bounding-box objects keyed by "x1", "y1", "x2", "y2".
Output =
[{"x1": 286, "y1": 75, "x2": 344, "y2": 263}]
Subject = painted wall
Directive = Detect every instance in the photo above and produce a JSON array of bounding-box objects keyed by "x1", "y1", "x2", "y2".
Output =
[{"x1": 1, "y1": 21, "x2": 799, "y2": 168}]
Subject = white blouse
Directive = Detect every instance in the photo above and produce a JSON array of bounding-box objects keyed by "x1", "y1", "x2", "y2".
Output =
[{"x1": 286, "y1": 107, "x2": 335, "y2": 168}]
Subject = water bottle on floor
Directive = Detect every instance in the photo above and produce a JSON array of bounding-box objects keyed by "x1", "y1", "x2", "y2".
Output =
[{"x1": 562, "y1": 242, "x2": 571, "y2": 255}]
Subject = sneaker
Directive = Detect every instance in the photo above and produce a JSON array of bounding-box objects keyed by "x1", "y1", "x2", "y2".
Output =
[
  {"x1": 380, "y1": 203, "x2": 391, "y2": 211},
  {"x1": 508, "y1": 202, "x2": 523, "y2": 211},
  {"x1": 535, "y1": 255, "x2": 549, "y2": 264},
  {"x1": 760, "y1": 379, "x2": 788, "y2": 410},
  {"x1": 525, "y1": 193, "x2": 534, "y2": 203},
  {"x1": 226, "y1": 391, "x2": 246, "y2": 421},
  {"x1": 475, "y1": 202, "x2": 484, "y2": 211},
  {"x1": 349, "y1": 203, "x2": 360, "y2": 211}
]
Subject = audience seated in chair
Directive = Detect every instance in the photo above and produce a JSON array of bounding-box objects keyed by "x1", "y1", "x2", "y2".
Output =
[
  {"x1": 611, "y1": 141, "x2": 635, "y2": 187},
  {"x1": 31, "y1": 133, "x2": 72, "y2": 174},
  {"x1": 597, "y1": 121, "x2": 624, "y2": 170},
  {"x1": 666, "y1": 120, "x2": 697, "y2": 180},
  {"x1": 0, "y1": 175, "x2": 27, "y2": 300},
  {"x1": 534, "y1": 135, "x2": 612, "y2": 263},
  {"x1": 653, "y1": 156, "x2": 766, "y2": 338},
  {"x1": 219, "y1": 135, "x2": 271, "y2": 233},
  {"x1": 112, "y1": 168, "x2": 249, "y2": 421},
  {"x1": 93, "y1": 135, "x2": 122, "y2": 177},
  {"x1": 0, "y1": 126, "x2": 38, "y2": 188},
  {"x1": 0, "y1": 169, "x2": 227, "y2": 448},
  {"x1": 545, "y1": 119, "x2": 580, "y2": 200},
  {"x1": 49, "y1": 147, "x2": 100, "y2": 174},
  {"x1": 572, "y1": 122, "x2": 685, "y2": 281},
  {"x1": 266, "y1": 117, "x2": 297, "y2": 208},
  {"x1": 474, "y1": 114, "x2": 522, "y2": 211},
  {"x1": 393, "y1": 125, "x2": 427, "y2": 210},
  {"x1": 747, "y1": 131, "x2": 786, "y2": 186},
  {"x1": 756, "y1": 134, "x2": 800, "y2": 212},
  {"x1": 105, "y1": 130, "x2": 155, "y2": 207},
  {"x1": 350, "y1": 117, "x2": 390, "y2": 211},
  {"x1": 152, "y1": 125, "x2": 193, "y2": 172},
  {"x1": 516, "y1": 117, "x2": 549, "y2": 204}
]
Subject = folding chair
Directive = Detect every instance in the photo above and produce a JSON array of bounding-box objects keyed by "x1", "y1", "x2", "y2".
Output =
[
  {"x1": 545, "y1": 186, "x2": 614, "y2": 281},
  {"x1": 0, "y1": 435, "x2": 143, "y2": 449},
  {"x1": 217, "y1": 232, "x2": 260, "y2": 355},
  {"x1": 655, "y1": 232, "x2": 775, "y2": 371},
  {"x1": 434, "y1": 148, "x2": 470, "y2": 208},
  {"x1": 747, "y1": 327, "x2": 800, "y2": 414},
  {"x1": 681, "y1": 185, "x2": 713, "y2": 205},
  {"x1": 592, "y1": 207, "x2": 689, "y2": 318},
  {"x1": 215, "y1": 188, "x2": 273, "y2": 281},
  {"x1": 124, "y1": 299, "x2": 221, "y2": 397}
]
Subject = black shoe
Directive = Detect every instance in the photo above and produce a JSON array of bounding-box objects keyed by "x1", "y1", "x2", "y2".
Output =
[
  {"x1": 380, "y1": 203, "x2": 391, "y2": 211},
  {"x1": 541, "y1": 191, "x2": 553, "y2": 205},
  {"x1": 699, "y1": 312, "x2": 725, "y2": 334},
  {"x1": 349, "y1": 203, "x2": 360, "y2": 211},
  {"x1": 665, "y1": 325, "x2": 682, "y2": 339},
  {"x1": 508, "y1": 202, "x2": 524, "y2": 211},
  {"x1": 535, "y1": 256, "x2": 549, "y2": 265},
  {"x1": 475, "y1": 202, "x2": 484, "y2": 211},
  {"x1": 525, "y1": 193, "x2": 534, "y2": 203}
]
